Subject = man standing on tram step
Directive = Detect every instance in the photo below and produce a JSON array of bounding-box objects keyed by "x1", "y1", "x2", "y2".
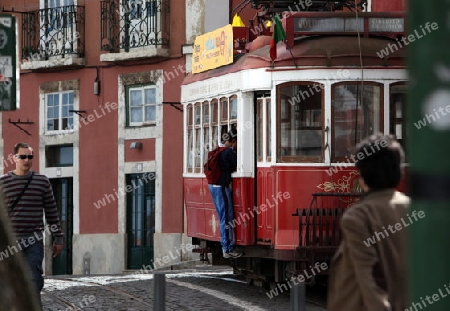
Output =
[
  {"x1": 327, "y1": 134, "x2": 410, "y2": 311},
  {"x1": 208, "y1": 128, "x2": 243, "y2": 259},
  {"x1": 0, "y1": 142, "x2": 64, "y2": 309}
]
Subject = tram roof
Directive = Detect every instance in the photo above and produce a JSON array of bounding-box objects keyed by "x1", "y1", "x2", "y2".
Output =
[{"x1": 182, "y1": 35, "x2": 406, "y2": 85}]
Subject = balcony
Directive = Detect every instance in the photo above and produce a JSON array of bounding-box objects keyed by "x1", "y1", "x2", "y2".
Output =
[
  {"x1": 21, "y1": 5, "x2": 85, "y2": 70},
  {"x1": 100, "y1": 0, "x2": 170, "y2": 62}
]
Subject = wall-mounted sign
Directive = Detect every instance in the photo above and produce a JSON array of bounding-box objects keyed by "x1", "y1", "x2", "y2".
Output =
[
  {"x1": 192, "y1": 24, "x2": 234, "y2": 74},
  {"x1": 0, "y1": 14, "x2": 18, "y2": 110}
]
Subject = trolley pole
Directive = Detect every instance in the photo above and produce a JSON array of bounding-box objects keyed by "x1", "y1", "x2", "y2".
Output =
[{"x1": 408, "y1": 1, "x2": 450, "y2": 310}]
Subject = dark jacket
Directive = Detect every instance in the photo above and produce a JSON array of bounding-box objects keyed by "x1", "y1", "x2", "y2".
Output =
[
  {"x1": 216, "y1": 147, "x2": 237, "y2": 186},
  {"x1": 328, "y1": 189, "x2": 410, "y2": 311}
]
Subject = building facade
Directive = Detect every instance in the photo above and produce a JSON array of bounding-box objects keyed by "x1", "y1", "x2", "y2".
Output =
[
  {"x1": 0, "y1": 0, "x2": 405, "y2": 275},
  {"x1": 0, "y1": 0, "x2": 193, "y2": 275}
]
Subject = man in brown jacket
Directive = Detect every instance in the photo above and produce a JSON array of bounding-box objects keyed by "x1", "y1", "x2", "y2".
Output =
[{"x1": 328, "y1": 134, "x2": 413, "y2": 311}]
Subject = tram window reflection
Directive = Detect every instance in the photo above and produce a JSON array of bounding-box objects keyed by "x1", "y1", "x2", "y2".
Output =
[
  {"x1": 194, "y1": 102, "x2": 202, "y2": 172},
  {"x1": 390, "y1": 83, "x2": 407, "y2": 152},
  {"x1": 211, "y1": 99, "x2": 218, "y2": 150},
  {"x1": 221, "y1": 97, "x2": 228, "y2": 122},
  {"x1": 256, "y1": 97, "x2": 271, "y2": 162},
  {"x1": 257, "y1": 98, "x2": 264, "y2": 161},
  {"x1": 267, "y1": 98, "x2": 272, "y2": 161},
  {"x1": 230, "y1": 96, "x2": 238, "y2": 120},
  {"x1": 187, "y1": 130, "x2": 193, "y2": 171},
  {"x1": 187, "y1": 104, "x2": 194, "y2": 172},
  {"x1": 185, "y1": 96, "x2": 239, "y2": 175},
  {"x1": 332, "y1": 83, "x2": 382, "y2": 161},
  {"x1": 277, "y1": 83, "x2": 323, "y2": 163}
]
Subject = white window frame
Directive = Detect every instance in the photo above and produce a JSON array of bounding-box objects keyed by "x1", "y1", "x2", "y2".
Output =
[
  {"x1": 45, "y1": 91, "x2": 75, "y2": 134},
  {"x1": 127, "y1": 84, "x2": 158, "y2": 127}
]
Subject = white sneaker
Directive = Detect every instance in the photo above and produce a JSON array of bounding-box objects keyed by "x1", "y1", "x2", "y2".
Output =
[
  {"x1": 223, "y1": 252, "x2": 230, "y2": 259},
  {"x1": 227, "y1": 251, "x2": 243, "y2": 258}
]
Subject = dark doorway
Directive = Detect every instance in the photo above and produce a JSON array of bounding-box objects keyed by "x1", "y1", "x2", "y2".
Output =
[
  {"x1": 126, "y1": 173, "x2": 155, "y2": 269},
  {"x1": 50, "y1": 177, "x2": 73, "y2": 275}
]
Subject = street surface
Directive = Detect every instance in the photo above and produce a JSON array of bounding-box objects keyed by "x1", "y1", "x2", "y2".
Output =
[{"x1": 42, "y1": 265, "x2": 327, "y2": 311}]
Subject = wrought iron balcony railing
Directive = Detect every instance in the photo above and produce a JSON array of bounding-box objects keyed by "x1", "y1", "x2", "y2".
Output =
[
  {"x1": 100, "y1": 0, "x2": 170, "y2": 52},
  {"x1": 22, "y1": 5, "x2": 85, "y2": 61}
]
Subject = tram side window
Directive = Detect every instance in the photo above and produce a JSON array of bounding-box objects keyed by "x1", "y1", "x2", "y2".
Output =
[
  {"x1": 203, "y1": 101, "x2": 210, "y2": 165},
  {"x1": 390, "y1": 83, "x2": 407, "y2": 151},
  {"x1": 211, "y1": 99, "x2": 219, "y2": 150},
  {"x1": 185, "y1": 96, "x2": 238, "y2": 175},
  {"x1": 267, "y1": 98, "x2": 271, "y2": 161},
  {"x1": 194, "y1": 103, "x2": 202, "y2": 172},
  {"x1": 187, "y1": 105, "x2": 193, "y2": 172},
  {"x1": 218, "y1": 96, "x2": 237, "y2": 146},
  {"x1": 220, "y1": 97, "x2": 229, "y2": 140},
  {"x1": 256, "y1": 96, "x2": 271, "y2": 162},
  {"x1": 257, "y1": 98, "x2": 264, "y2": 162},
  {"x1": 277, "y1": 83, "x2": 323, "y2": 163},
  {"x1": 332, "y1": 83, "x2": 382, "y2": 161}
]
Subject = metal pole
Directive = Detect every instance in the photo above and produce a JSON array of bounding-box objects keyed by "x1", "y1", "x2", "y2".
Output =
[
  {"x1": 154, "y1": 273, "x2": 166, "y2": 311},
  {"x1": 408, "y1": 1, "x2": 450, "y2": 311},
  {"x1": 290, "y1": 282, "x2": 306, "y2": 311}
]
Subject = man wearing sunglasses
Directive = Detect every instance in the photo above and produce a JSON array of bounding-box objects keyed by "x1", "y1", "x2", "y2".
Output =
[{"x1": 0, "y1": 142, "x2": 63, "y2": 309}]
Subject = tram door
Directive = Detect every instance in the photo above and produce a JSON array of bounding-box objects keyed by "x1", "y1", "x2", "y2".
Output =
[
  {"x1": 51, "y1": 178, "x2": 73, "y2": 275},
  {"x1": 255, "y1": 94, "x2": 274, "y2": 243}
]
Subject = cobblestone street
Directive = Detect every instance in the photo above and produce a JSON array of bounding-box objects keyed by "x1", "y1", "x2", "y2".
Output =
[{"x1": 42, "y1": 265, "x2": 327, "y2": 311}]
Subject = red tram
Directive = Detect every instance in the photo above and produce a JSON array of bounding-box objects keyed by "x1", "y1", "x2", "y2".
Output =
[{"x1": 181, "y1": 10, "x2": 408, "y2": 285}]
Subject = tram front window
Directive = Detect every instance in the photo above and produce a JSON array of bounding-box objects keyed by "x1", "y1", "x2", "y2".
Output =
[
  {"x1": 332, "y1": 83, "x2": 382, "y2": 161},
  {"x1": 277, "y1": 83, "x2": 323, "y2": 163}
]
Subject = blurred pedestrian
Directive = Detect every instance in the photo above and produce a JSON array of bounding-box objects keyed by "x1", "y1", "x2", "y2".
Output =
[
  {"x1": 0, "y1": 142, "x2": 64, "y2": 309},
  {"x1": 0, "y1": 187, "x2": 41, "y2": 310},
  {"x1": 328, "y1": 134, "x2": 410, "y2": 311}
]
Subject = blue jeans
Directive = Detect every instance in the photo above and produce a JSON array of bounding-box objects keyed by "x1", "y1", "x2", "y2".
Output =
[
  {"x1": 208, "y1": 184, "x2": 234, "y2": 253},
  {"x1": 21, "y1": 238, "x2": 44, "y2": 307}
]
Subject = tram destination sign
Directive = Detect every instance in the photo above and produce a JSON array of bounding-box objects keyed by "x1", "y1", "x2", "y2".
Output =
[
  {"x1": 294, "y1": 17, "x2": 404, "y2": 33},
  {"x1": 0, "y1": 14, "x2": 18, "y2": 110},
  {"x1": 369, "y1": 18, "x2": 404, "y2": 32},
  {"x1": 294, "y1": 17, "x2": 364, "y2": 32},
  {"x1": 284, "y1": 12, "x2": 405, "y2": 48}
]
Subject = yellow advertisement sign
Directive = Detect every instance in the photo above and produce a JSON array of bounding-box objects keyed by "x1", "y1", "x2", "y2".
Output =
[{"x1": 192, "y1": 24, "x2": 234, "y2": 74}]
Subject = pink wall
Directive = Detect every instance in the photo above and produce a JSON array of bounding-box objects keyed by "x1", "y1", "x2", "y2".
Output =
[
  {"x1": 125, "y1": 138, "x2": 156, "y2": 162},
  {"x1": 2, "y1": 0, "x2": 185, "y2": 235}
]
